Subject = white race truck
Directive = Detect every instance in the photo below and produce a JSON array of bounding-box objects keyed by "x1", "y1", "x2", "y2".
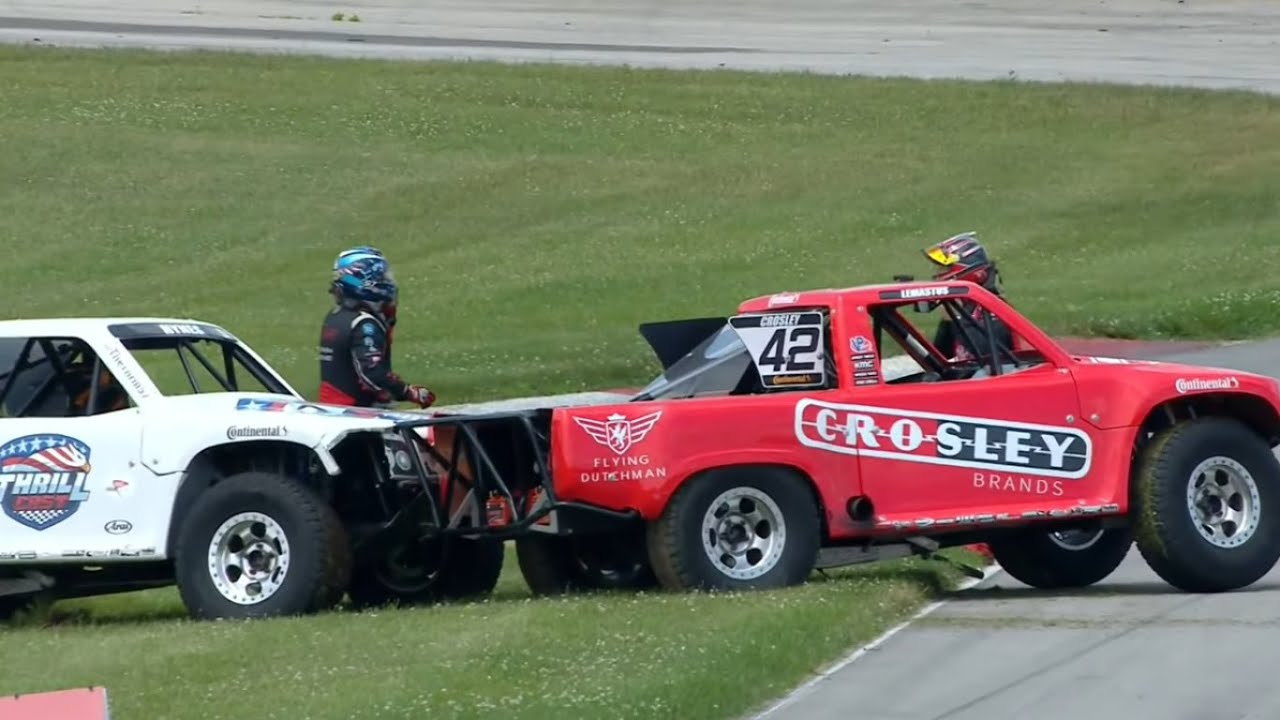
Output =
[{"x1": 0, "y1": 317, "x2": 511, "y2": 621}]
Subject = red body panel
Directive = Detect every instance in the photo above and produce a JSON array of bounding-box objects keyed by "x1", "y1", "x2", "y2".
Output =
[
  {"x1": 550, "y1": 394, "x2": 860, "y2": 536},
  {"x1": 545, "y1": 281, "x2": 1280, "y2": 543}
]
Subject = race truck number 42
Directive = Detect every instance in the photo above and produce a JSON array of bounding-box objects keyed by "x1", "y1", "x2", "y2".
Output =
[{"x1": 730, "y1": 311, "x2": 827, "y2": 388}]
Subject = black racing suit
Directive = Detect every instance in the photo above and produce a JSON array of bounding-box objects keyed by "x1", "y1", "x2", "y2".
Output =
[
  {"x1": 932, "y1": 298, "x2": 1014, "y2": 362},
  {"x1": 319, "y1": 305, "x2": 412, "y2": 406}
]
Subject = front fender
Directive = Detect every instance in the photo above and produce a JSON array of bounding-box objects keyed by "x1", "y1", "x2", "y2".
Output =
[{"x1": 1076, "y1": 365, "x2": 1280, "y2": 432}]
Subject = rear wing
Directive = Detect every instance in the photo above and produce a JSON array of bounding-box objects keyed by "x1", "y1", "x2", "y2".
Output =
[{"x1": 637, "y1": 316, "x2": 727, "y2": 370}]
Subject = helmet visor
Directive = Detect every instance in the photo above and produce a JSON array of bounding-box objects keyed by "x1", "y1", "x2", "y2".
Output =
[{"x1": 925, "y1": 246, "x2": 960, "y2": 267}]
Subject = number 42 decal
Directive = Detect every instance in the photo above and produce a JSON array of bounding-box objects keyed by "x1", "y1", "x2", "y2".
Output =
[
  {"x1": 759, "y1": 325, "x2": 820, "y2": 372},
  {"x1": 729, "y1": 312, "x2": 827, "y2": 388}
]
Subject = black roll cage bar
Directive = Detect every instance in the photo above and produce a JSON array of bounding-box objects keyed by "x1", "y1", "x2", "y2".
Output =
[
  {"x1": 0, "y1": 335, "x2": 292, "y2": 418},
  {"x1": 871, "y1": 293, "x2": 1025, "y2": 379},
  {"x1": 0, "y1": 337, "x2": 103, "y2": 418},
  {"x1": 366, "y1": 412, "x2": 639, "y2": 542},
  {"x1": 123, "y1": 336, "x2": 290, "y2": 396}
]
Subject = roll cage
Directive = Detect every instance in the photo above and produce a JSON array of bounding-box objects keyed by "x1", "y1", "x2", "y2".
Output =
[
  {"x1": 349, "y1": 410, "x2": 639, "y2": 544},
  {"x1": 118, "y1": 335, "x2": 292, "y2": 397},
  {"x1": 870, "y1": 290, "x2": 1046, "y2": 383},
  {"x1": 0, "y1": 337, "x2": 110, "y2": 418},
  {"x1": 0, "y1": 332, "x2": 293, "y2": 419}
]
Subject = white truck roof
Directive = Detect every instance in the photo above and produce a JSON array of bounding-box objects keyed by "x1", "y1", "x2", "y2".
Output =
[{"x1": 0, "y1": 317, "x2": 234, "y2": 337}]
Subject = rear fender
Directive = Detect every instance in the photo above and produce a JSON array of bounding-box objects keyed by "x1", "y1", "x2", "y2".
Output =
[{"x1": 628, "y1": 448, "x2": 844, "y2": 535}]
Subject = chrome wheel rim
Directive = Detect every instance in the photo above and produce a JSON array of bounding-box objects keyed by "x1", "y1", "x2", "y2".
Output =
[
  {"x1": 1048, "y1": 527, "x2": 1105, "y2": 551},
  {"x1": 700, "y1": 487, "x2": 787, "y2": 580},
  {"x1": 207, "y1": 512, "x2": 291, "y2": 605},
  {"x1": 1186, "y1": 456, "x2": 1261, "y2": 549}
]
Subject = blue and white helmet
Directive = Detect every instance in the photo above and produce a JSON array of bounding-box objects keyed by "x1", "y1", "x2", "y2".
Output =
[{"x1": 331, "y1": 246, "x2": 398, "y2": 305}]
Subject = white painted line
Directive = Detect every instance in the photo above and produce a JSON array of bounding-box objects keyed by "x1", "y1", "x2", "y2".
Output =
[{"x1": 747, "y1": 561, "x2": 1005, "y2": 720}]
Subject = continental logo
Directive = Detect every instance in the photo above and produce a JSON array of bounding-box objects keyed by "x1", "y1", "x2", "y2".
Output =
[{"x1": 1175, "y1": 376, "x2": 1239, "y2": 394}]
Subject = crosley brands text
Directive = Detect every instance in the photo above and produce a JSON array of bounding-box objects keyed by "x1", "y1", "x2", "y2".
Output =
[{"x1": 794, "y1": 399, "x2": 1092, "y2": 479}]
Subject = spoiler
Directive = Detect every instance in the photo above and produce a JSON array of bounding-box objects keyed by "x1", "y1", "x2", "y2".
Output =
[{"x1": 637, "y1": 316, "x2": 727, "y2": 371}]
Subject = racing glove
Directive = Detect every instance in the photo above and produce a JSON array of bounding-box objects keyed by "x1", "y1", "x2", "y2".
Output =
[{"x1": 405, "y1": 385, "x2": 436, "y2": 408}]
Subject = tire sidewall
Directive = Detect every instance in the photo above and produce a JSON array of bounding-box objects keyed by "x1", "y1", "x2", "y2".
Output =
[
  {"x1": 1169, "y1": 426, "x2": 1280, "y2": 568},
  {"x1": 992, "y1": 526, "x2": 1131, "y2": 589},
  {"x1": 569, "y1": 527, "x2": 657, "y2": 590},
  {"x1": 1136, "y1": 418, "x2": 1280, "y2": 590},
  {"x1": 671, "y1": 469, "x2": 819, "y2": 590},
  {"x1": 437, "y1": 537, "x2": 506, "y2": 598},
  {"x1": 176, "y1": 480, "x2": 327, "y2": 619}
]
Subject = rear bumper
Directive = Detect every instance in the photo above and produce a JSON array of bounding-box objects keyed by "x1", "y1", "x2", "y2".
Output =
[{"x1": 387, "y1": 411, "x2": 643, "y2": 539}]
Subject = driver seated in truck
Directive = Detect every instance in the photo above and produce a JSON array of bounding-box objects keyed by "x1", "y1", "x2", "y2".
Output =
[
  {"x1": 318, "y1": 246, "x2": 436, "y2": 409},
  {"x1": 67, "y1": 357, "x2": 130, "y2": 415},
  {"x1": 921, "y1": 231, "x2": 1014, "y2": 364}
]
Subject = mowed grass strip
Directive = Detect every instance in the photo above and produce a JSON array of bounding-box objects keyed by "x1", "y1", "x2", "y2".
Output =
[
  {"x1": 0, "y1": 546, "x2": 982, "y2": 720},
  {"x1": 2, "y1": 48, "x2": 1279, "y2": 403}
]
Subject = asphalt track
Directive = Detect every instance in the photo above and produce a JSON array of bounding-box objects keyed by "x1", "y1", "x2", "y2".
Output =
[
  {"x1": 760, "y1": 339, "x2": 1280, "y2": 720},
  {"x1": 2, "y1": 0, "x2": 1280, "y2": 92},
  {"x1": 4, "y1": 2, "x2": 1280, "y2": 719}
]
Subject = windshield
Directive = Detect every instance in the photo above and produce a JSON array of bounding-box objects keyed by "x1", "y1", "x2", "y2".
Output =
[
  {"x1": 634, "y1": 323, "x2": 754, "y2": 401},
  {"x1": 123, "y1": 337, "x2": 292, "y2": 396}
]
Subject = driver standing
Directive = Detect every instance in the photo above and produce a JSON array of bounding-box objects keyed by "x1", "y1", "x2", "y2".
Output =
[
  {"x1": 318, "y1": 246, "x2": 436, "y2": 409},
  {"x1": 920, "y1": 231, "x2": 1014, "y2": 362}
]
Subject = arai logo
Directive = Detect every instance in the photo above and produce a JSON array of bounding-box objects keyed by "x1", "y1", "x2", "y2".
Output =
[{"x1": 104, "y1": 519, "x2": 132, "y2": 535}]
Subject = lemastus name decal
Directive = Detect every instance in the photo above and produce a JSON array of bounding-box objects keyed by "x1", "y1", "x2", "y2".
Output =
[{"x1": 794, "y1": 399, "x2": 1092, "y2": 480}]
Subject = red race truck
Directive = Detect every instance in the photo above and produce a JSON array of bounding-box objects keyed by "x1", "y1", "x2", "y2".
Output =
[{"x1": 229, "y1": 279, "x2": 1280, "y2": 609}]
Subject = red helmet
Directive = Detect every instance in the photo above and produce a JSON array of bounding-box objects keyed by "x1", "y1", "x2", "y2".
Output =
[{"x1": 922, "y1": 231, "x2": 1000, "y2": 292}]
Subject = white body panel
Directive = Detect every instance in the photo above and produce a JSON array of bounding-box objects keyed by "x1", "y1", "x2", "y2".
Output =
[{"x1": 0, "y1": 316, "x2": 426, "y2": 565}]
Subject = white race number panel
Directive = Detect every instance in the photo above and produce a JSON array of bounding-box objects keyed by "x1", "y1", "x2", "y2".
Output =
[{"x1": 729, "y1": 312, "x2": 826, "y2": 389}]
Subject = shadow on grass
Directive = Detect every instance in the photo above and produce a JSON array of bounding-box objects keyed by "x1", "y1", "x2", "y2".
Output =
[
  {"x1": 44, "y1": 603, "x2": 191, "y2": 627},
  {"x1": 5, "y1": 554, "x2": 974, "y2": 630},
  {"x1": 812, "y1": 563, "x2": 956, "y2": 598}
]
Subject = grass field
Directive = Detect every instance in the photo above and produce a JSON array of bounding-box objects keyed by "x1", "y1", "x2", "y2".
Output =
[
  {"x1": 2, "y1": 545, "x2": 983, "y2": 720},
  {"x1": 0, "y1": 45, "x2": 1277, "y2": 718},
  {"x1": 2, "y1": 47, "x2": 1279, "y2": 402}
]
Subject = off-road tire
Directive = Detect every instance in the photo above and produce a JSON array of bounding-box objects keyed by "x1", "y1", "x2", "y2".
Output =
[
  {"x1": 437, "y1": 538, "x2": 506, "y2": 599},
  {"x1": 646, "y1": 467, "x2": 821, "y2": 591},
  {"x1": 175, "y1": 471, "x2": 352, "y2": 620},
  {"x1": 516, "y1": 529, "x2": 658, "y2": 595},
  {"x1": 989, "y1": 527, "x2": 1132, "y2": 589},
  {"x1": 348, "y1": 537, "x2": 505, "y2": 609},
  {"x1": 0, "y1": 594, "x2": 37, "y2": 623},
  {"x1": 1132, "y1": 416, "x2": 1280, "y2": 592}
]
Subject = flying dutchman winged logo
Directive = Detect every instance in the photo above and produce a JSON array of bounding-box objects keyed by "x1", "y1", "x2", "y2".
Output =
[{"x1": 574, "y1": 411, "x2": 663, "y2": 455}]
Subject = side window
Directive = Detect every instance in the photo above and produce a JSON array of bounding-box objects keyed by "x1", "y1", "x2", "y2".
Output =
[
  {"x1": 0, "y1": 337, "x2": 135, "y2": 418},
  {"x1": 128, "y1": 338, "x2": 276, "y2": 396},
  {"x1": 867, "y1": 298, "x2": 1044, "y2": 385}
]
